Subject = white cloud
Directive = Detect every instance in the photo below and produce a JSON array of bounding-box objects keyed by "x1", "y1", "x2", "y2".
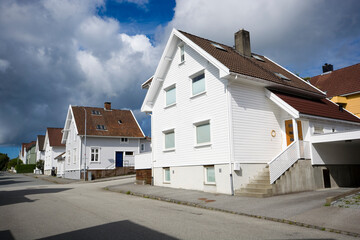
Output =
[{"x1": 0, "y1": 59, "x2": 10, "y2": 72}]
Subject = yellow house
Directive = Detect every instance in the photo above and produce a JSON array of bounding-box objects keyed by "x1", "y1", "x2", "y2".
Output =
[{"x1": 310, "y1": 63, "x2": 360, "y2": 117}]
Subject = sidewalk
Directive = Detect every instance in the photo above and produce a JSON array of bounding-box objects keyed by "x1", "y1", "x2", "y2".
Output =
[{"x1": 107, "y1": 182, "x2": 360, "y2": 237}]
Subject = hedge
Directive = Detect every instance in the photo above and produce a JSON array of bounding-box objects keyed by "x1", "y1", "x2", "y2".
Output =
[{"x1": 16, "y1": 164, "x2": 36, "y2": 173}]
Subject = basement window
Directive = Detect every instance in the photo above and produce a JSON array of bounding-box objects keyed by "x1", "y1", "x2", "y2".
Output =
[{"x1": 274, "y1": 72, "x2": 290, "y2": 81}]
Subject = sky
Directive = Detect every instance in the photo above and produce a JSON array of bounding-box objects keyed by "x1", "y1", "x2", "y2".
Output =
[{"x1": 1, "y1": 0, "x2": 360, "y2": 159}]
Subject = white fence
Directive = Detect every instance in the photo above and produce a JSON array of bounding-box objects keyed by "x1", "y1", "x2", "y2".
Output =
[
  {"x1": 134, "y1": 152, "x2": 152, "y2": 170},
  {"x1": 268, "y1": 141, "x2": 310, "y2": 184}
]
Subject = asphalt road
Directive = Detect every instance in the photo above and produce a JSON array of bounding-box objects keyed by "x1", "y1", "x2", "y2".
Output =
[{"x1": 0, "y1": 172, "x2": 357, "y2": 240}]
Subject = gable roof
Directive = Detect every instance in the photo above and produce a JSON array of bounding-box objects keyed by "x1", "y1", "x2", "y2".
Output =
[
  {"x1": 271, "y1": 90, "x2": 360, "y2": 124},
  {"x1": 179, "y1": 30, "x2": 323, "y2": 96},
  {"x1": 25, "y1": 141, "x2": 36, "y2": 151},
  {"x1": 71, "y1": 106, "x2": 144, "y2": 138},
  {"x1": 309, "y1": 63, "x2": 360, "y2": 97},
  {"x1": 47, "y1": 128, "x2": 65, "y2": 147},
  {"x1": 37, "y1": 135, "x2": 45, "y2": 151}
]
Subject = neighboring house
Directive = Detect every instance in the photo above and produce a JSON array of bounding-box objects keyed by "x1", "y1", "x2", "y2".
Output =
[
  {"x1": 44, "y1": 128, "x2": 65, "y2": 175},
  {"x1": 61, "y1": 102, "x2": 147, "y2": 180},
  {"x1": 19, "y1": 143, "x2": 27, "y2": 163},
  {"x1": 35, "y1": 135, "x2": 45, "y2": 162},
  {"x1": 310, "y1": 63, "x2": 360, "y2": 117},
  {"x1": 55, "y1": 152, "x2": 66, "y2": 178},
  {"x1": 140, "y1": 29, "x2": 360, "y2": 196},
  {"x1": 25, "y1": 141, "x2": 36, "y2": 164}
]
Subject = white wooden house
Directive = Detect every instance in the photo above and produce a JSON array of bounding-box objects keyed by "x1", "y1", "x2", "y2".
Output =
[
  {"x1": 44, "y1": 128, "x2": 65, "y2": 175},
  {"x1": 140, "y1": 29, "x2": 360, "y2": 196},
  {"x1": 61, "y1": 102, "x2": 148, "y2": 180},
  {"x1": 35, "y1": 135, "x2": 45, "y2": 162}
]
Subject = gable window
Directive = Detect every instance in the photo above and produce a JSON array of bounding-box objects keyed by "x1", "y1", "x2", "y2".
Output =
[
  {"x1": 96, "y1": 125, "x2": 107, "y2": 130},
  {"x1": 195, "y1": 121, "x2": 211, "y2": 146},
  {"x1": 204, "y1": 166, "x2": 215, "y2": 184},
  {"x1": 121, "y1": 138, "x2": 128, "y2": 143},
  {"x1": 164, "y1": 129, "x2": 175, "y2": 150},
  {"x1": 192, "y1": 72, "x2": 205, "y2": 96},
  {"x1": 165, "y1": 85, "x2": 176, "y2": 107},
  {"x1": 164, "y1": 168, "x2": 170, "y2": 183},
  {"x1": 91, "y1": 148, "x2": 99, "y2": 162},
  {"x1": 179, "y1": 45, "x2": 185, "y2": 63},
  {"x1": 91, "y1": 110, "x2": 101, "y2": 115}
]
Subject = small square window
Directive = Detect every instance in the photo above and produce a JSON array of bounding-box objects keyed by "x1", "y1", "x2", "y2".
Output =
[
  {"x1": 164, "y1": 130, "x2": 175, "y2": 150},
  {"x1": 205, "y1": 166, "x2": 215, "y2": 184},
  {"x1": 164, "y1": 168, "x2": 170, "y2": 182},
  {"x1": 180, "y1": 45, "x2": 185, "y2": 63},
  {"x1": 125, "y1": 151, "x2": 133, "y2": 156},
  {"x1": 192, "y1": 73, "x2": 205, "y2": 96},
  {"x1": 195, "y1": 122, "x2": 210, "y2": 145},
  {"x1": 165, "y1": 85, "x2": 176, "y2": 107},
  {"x1": 121, "y1": 138, "x2": 128, "y2": 143}
]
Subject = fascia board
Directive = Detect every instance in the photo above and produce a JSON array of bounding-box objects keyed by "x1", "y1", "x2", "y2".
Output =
[
  {"x1": 265, "y1": 89, "x2": 299, "y2": 118},
  {"x1": 130, "y1": 110, "x2": 145, "y2": 138},
  {"x1": 264, "y1": 56, "x2": 326, "y2": 96},
  {"x1": 311, "y1": 130, "x2": 360, "y2": 143}
]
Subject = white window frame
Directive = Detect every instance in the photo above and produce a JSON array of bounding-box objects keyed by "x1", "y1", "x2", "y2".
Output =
[
  {"x1": 179, "y1": 44, "x2": 185, "y2": 64},
  {"x1": 194, "y1": 120, "x2": 211, "y2": 147},
  {"x1": 90, "y1": 147, "x2": 100, "y2": 162},
  {"x1": 121, "y1": 138, "x2": 129, "y2": 144},
  {"x1": 204, "y1": 165, "x2": 216, "y2": 185},
  {"x1": 141, "y1": 143, "x2": 145, "y2": 151},
  {"x1": 163, "y1": 167, "x2": 170, "y2": 183},
  {"x1": 163, "y1": 129, "x2": 175, "y2": 152},
  {"x1": 164, "y1": 84, "x2": 176, "y2": 108},
  {"x1": 190, "y1": 71, "x2": 206, "y2": 98}
]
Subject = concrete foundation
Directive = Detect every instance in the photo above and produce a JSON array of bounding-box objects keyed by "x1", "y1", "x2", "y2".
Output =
[{"x1": 314, "y1": 165, "x2": 360, "y2": 188}]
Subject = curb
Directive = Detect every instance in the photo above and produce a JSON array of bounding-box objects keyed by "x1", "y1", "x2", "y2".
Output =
[
  {"x1": 107, "y1": 187, "x2": 360, "y2": 238},
  {"x1": 326, "y1": 187, "x2": 360, "y2": 205}
]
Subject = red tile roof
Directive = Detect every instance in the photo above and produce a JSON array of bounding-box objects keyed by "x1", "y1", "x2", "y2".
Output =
[
  {"x1": 310, "y1": 63, "x2": 360, "y2": 97},
  {"x1": 273, "y1": 91, "x2": 360, "y2": 123},
  {"x1": 179, "y1": 30, "x2": 323, "y2": 96},
  {"x1": 72, "y1": 106, "x2": 144, "y2": 138},
  {"x1": 37, "y1": 135, "x2": 45, "y2": 151},
  {"x1": 47, "y1": 128, "x2": 65, "y2": 147},
  {"x1": 25, "y1": 141, "x2": 36, "y2": 151}
]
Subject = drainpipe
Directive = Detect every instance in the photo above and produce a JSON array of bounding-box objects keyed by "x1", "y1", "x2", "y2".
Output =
[
  {"x1": 83, "y1": 108, "x2": 87, "y2": 181},
  {"x1": 226, "y1": 80, "x2": 235, "y2": 195}
]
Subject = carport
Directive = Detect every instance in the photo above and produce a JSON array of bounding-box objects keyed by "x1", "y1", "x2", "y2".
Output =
[{"x1": 310, "y1": 130, "x2": 360, "y2": 188}]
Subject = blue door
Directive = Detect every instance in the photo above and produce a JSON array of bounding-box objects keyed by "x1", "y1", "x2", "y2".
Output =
[{"x1": 115, "y1": 151, "x2": 123, "y2": 167}]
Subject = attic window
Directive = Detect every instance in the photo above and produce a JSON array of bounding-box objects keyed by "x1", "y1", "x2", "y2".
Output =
[
  {"x1": 91, "y1": 110, "x2": 101, "y2": 115},
  {"x1": 274, "y1": 72, "x2": 290, "y2": 81},
  {"x1": 253, "y1": 55, "x2": 265, "y2": 62},
  {"x1": 211, "y1": 43, "x2": 227, "y2": 51},
  {"x1": 118, "y1": 120, "x2": 122, "y2": 124},
  {"x1": 96, "y1": 125, "x2": 107, "y2": 130}
]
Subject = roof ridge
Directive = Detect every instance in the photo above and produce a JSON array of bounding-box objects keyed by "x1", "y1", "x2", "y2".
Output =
[{"x1": 178, "y1": 29, "x2": 232, "y2": 49}]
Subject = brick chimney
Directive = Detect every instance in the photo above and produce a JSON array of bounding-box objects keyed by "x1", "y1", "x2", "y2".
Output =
[
  {"x1": 104, "y1": 102, "x2": 111, "y2": 110},
  {"x1": 235, "y1": 29, "x2": 251, "y2": 57}
]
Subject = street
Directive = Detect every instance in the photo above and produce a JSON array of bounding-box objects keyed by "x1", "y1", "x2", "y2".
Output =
[{"x1": 0, "y1": 172, "x2": 357, "y2": 240}]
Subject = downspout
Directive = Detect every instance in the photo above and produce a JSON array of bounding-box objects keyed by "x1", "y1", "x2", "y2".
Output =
[
  {"x1": 148, "y1": 112, "x2": 154, "y2": 186},
  {"x1": 226, "y1": 80, "x2": 235, "y2": 195}
]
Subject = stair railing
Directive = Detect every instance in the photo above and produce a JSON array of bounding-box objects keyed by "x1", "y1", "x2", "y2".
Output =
[{"x1": 268, "y1": 140, "x2": 310, "y2": 184}]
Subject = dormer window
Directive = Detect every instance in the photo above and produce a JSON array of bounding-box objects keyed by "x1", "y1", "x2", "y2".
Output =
[
  {"x1": 96, "y1": 125, "x2": 107, "y2": 130},
  {"x1": 91, "y1": 110, "x2": 101, "y2": 115}
]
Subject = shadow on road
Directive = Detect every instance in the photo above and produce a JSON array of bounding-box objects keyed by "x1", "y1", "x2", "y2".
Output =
[
  {"x1": 0, "y1": 180, "x2": 30, "y2": 186},
  {"x1": 0, "y1": 188, "x2": 72, "y2": 207},
  {"x1": 0, "y1": 230, "x2": 15, "y2": 240},
  {"x1": 38, "y1": 220, "x2": 178, "y2": 240}
]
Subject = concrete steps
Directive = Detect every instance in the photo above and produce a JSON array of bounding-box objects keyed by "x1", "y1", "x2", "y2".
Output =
[{"x1": 235, "y1": 167, "x2": 272, "y2": 198}]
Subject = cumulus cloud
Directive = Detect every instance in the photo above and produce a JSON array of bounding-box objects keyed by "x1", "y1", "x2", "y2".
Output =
[
  {"x1": 167, "y1": 0, "x2": 360, "y2": 76},
  {"x1": 0, "y1": 0, "x2": 158, "y2": 144}
]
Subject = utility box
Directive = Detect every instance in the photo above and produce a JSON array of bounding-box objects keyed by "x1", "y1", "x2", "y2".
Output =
[{"x1": 234, "y1": 162, "x2": 241, "y2": 171}]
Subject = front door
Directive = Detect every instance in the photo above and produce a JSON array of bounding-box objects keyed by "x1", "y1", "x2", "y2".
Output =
[
  {"x1": 115, "y1": 151, "x2": 123, "y2": 167},
  {"x1": 285, "y1": 120, "x2": 303, "y2": 146}
]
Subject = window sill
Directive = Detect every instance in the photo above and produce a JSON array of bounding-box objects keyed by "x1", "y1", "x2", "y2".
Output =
[
  {"x1": 90, "y1": 161, "x2": 101, "y2": 164},
  {"x1": 190, "y1": 91, "x2": 206, "y2": 99},
  {"x1": 164, "y1": 103, "x2": 176, "y2": 109},
  {"x1": 163, "y1": 148, "x2": 175, "y2": 152},
  {"x1": 194, "y1": 143, "x2": 212, "y2": 148},
  {"x1": 204, "y1": 182, "x2": 216, "y2": 186},
  {"x1": 163, "y1": 181, "x2": 171, "y2": 184}
]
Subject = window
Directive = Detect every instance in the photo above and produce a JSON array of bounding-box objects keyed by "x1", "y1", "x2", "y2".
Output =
[
  {"x1": 204, "y1": 166, "x2": 215, "y2": 184},
  {"x1": 164, "y1": 168, "x2": 170, "y2": 183},
  {"x1": 91, "y1": 148, "x2": 99, "y2": 162},
  {"x1": 118, "y1": 120, "x2": 122, "y2": 124},
  {"x1": 179, "y1": 45, "x2": 185, "y2": 62},
  {"x1": 96, "y1": 125, "x2": 107, "y2": 130},
  {"x1": 125, "y1": 151, "x2": 133, "y2": 156},
  {"x1": 165, "y1": 85, "x2": 176, "y2": 106},
  {"x1": 164, "y1": 130, "x2": 175, "y2": 150},
  {"x1": 192, "y1": 73, "x2": 205, "y2": 96},
  {"x1": 73, "y1": 148, "x2": 77, "y2": 164},
  {"x1": 141, "y1": 143, "x2": 145, "y2": 151},
  {"x1": 91, "y1": 110, "x2": 101, "y2": 115},
  {"x1": 274, "y1": 72, "x2": 290, "y2": 81},
  {"x1": 121, "y1": 138, "x2": 128, "y2": 143},
  {"x1": 195, "y1": 121, "x2": 211, "y2": 145}
]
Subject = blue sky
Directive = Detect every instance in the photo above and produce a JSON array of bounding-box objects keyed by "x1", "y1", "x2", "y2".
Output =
[{"x1": 0, "y1": 0, "x2": 360, "y2": 159}]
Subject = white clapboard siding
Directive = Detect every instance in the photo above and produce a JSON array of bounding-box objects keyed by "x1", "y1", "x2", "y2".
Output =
[{"x1": 152, "y1": 42, "x2": 231, "y2": 168}]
